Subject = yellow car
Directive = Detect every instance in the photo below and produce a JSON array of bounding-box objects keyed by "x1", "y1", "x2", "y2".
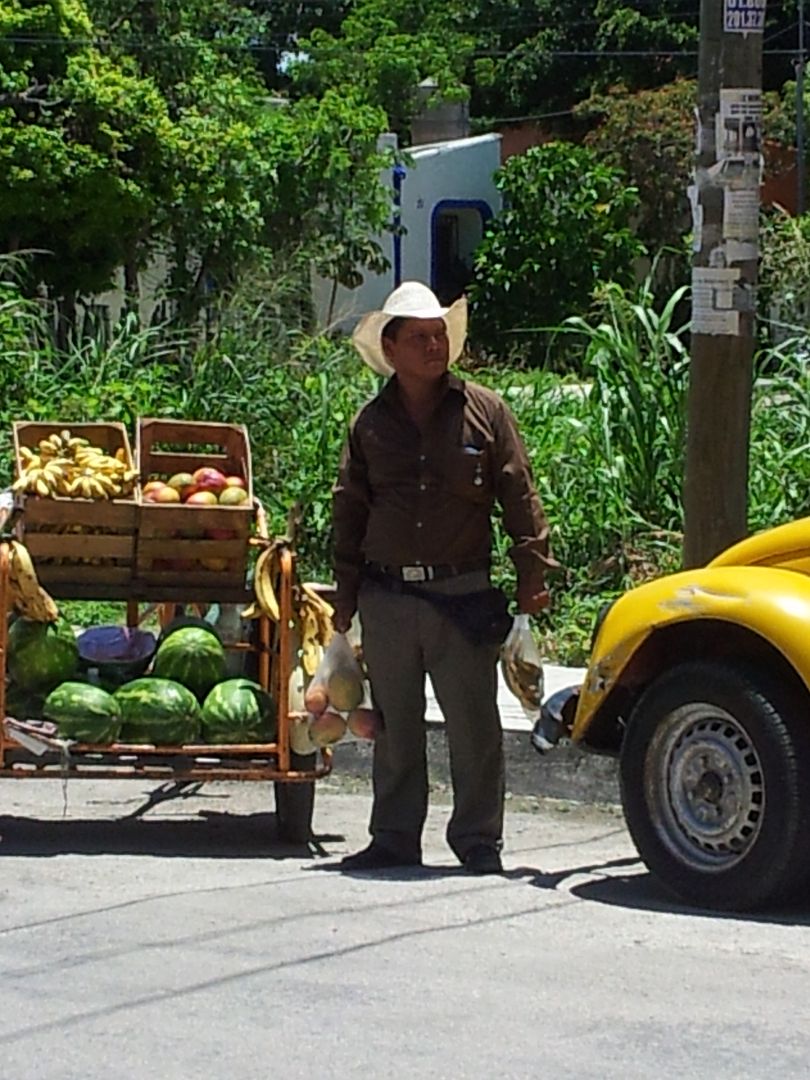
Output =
[{"x1": 535, "y1": 517, "x2": 810, "y2": 911}]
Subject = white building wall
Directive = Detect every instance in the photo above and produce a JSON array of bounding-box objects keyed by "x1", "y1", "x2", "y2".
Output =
[{"x1": 314, "y1": 133, "x2": 502, "y2": 332}]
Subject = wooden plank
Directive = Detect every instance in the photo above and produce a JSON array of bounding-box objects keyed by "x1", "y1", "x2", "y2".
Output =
[
  {"x1": 25, "y1": 534, "x2": 134, "y2": 559},
  {"x1": 13, "y1": 421, "x2": 134, "y2": 463},
  {"x1": 23, "y1": 497, "x2": 137, "y2": 529},
  {"x1": 37, "y1": 565, "x2": 133, "y2": 587},
  {"x1": 138, "y1": 503, "x2": 253, "y2": 536}
]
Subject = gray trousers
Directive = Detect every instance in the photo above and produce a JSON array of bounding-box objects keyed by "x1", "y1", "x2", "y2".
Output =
[{"x1": 357, "y1": 570, "x2": 505, "y2": 862}]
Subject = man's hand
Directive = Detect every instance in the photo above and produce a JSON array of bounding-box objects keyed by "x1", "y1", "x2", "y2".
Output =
[{"x1": 517, "y1": 581, "x2": 550, "y2": 615}]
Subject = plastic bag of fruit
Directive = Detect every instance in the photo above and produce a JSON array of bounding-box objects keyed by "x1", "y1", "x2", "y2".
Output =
[
  {"x1": 300, "y1": 632, "x2": 382, "y2": 748},
  {"x1": 500, "y1": 614, "x2": 544, "y2": 721}
]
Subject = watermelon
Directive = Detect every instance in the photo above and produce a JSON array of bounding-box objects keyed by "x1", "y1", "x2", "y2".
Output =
[
  {"x1": 201, "y1": 678, "x2": 276, "y2": 744},
  {"x1": 43, "y1": 681, "x2": 122, "y2": 744},
  {"x1": 115, "y1": 677, "x2": 201, "y2": 745},
  {"x1": 152, "y1": 626, "x2": 226, "y2": 701},
  {"x1": 7, "y1": 616, "x2": 79, "y2": 693},
  {"x1": 157, "y1": 615, "x2": 222, "y2": 649}
]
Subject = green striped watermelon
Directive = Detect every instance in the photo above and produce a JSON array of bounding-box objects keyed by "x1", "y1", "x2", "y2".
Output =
[
  {"x1": 115, "y1": 677, "x2": 201, "y2": 745},
  {"x1": 201, "y1": 678, "x2": 276, "y2": 744},
  {"x1": 8, "y1": 616, "x2": 79, "y2": 693},
  {"x1": 152, "y1": 626, "x2": 226, "y2": 701},
  {"x1": 43, "y1": 681, "x2": 122, "y2": 744}
]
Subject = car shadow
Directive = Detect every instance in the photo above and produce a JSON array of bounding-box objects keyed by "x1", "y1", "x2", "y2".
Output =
[
  {"x1": 0, "y1": 809, "x2": 344, "y2": 860},
  {"x1": 510, "y1": 857, "x2": 810, "y2": 924}
]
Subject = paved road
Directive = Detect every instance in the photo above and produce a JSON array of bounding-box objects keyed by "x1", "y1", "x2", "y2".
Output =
[{"x1": 2, "y1": 778, "x2": 810, "y2": 1080}]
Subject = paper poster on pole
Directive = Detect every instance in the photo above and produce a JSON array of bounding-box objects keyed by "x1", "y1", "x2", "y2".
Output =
[
  {"x1": 691, "y1": 267, "x2": 740, "y2": 336},
  {"x1": 716, "y1": 88, "x2": 762, "y2": 161},
  {"x1": 724, "y1": 0, "x2": 765, "y2": 33},
  {"x1": 723, "y1": 186, "x2": 759, "y2": 242},
  {"x1": 687, "y1": 184, "x2": 703, "y2": 251}
]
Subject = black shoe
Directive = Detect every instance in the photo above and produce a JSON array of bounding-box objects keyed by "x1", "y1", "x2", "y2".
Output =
[
  {"x1": 339, "y1": 842, "x2": 422, "y2": 871},
  {"x1": 463, "y1": 844, "x2": 503, "y2": 875}
]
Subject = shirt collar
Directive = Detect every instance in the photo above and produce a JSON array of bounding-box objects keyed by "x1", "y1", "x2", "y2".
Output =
[{"x1": 380, "y1": 371, "x2": 466, "y2": 407}]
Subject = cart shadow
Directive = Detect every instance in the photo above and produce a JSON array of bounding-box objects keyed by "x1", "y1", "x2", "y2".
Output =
[
  {"x1": 0, "y1": 810, "x2": 345, "y2": 859},
  {"x1": 511, "y1": 858, "x2": 810, "y2": 925}
]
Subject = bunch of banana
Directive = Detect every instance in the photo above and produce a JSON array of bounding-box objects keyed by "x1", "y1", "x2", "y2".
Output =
[
  {"x1": 241, "y1": 542, "x2": 283, "y2": 623},
  {"x1": 6, "y1": 540, "x2": 59, "y2": 622},
  {"x1": 500, "y1": 648, "x2": 544, "y2": 712},
  {"x1": 14, "y1": 430, "x2": 138, "y2": 501},
  {"x1": 297, "y1": 583, "x2": 334, "y2": 675}
]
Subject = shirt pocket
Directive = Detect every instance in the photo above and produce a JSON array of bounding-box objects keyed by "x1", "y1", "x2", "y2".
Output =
[{"x1": 442, "y1": 445, "x2": 493, "y2": 504}]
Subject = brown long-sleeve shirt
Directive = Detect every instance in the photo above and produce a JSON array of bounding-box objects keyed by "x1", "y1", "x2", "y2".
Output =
[{"x1": 332, "y1": 373, "x2": 558, "y2": 613}]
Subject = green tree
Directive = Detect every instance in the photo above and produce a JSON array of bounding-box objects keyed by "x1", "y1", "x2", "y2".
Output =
[
  {"x1": 0, "y1": 0, "x2": 177, "y2": 325},
  {"x1": 3, "y1": 0, "x2": 394, "y2": 329},
  {"x1": 288, "y1": 0, "x2": 473, "y2": 139},
  {"x1": 467, "y1": 141, "x2": 644, "y2": 365},
  {"x1": 576, "y1": 79, "x2": 694, "y2": 252}
]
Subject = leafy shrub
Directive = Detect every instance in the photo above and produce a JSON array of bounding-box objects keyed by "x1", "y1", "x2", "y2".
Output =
[{"x1": 467, "y1": 142, "x2": 645, "y2": 367}]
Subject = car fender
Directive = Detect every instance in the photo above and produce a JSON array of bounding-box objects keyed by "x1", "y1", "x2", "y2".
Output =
[{"x1": 571, "y1": 564, "x2": 810, "y2": 743}]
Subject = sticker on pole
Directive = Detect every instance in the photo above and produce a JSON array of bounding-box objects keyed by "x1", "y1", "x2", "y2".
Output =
[
  {"x1": 724, "y1": 0, "x2": 765, "y2": 33},
  {"x1": 691, "y1": 267, "x2": 741, "y2": 336}
]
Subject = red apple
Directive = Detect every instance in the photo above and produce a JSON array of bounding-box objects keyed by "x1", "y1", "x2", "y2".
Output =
[
  {"x1": 185, "y1": 490, "x2": 218, "y2": 506},
  {"x1": 191, "y1": 467, "x2": 227, "y2": 495}
]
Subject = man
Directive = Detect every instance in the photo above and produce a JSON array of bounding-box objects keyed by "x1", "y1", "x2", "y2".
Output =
[{"x1": 332, "y1": 281, "x2": 557, "y2": 874}]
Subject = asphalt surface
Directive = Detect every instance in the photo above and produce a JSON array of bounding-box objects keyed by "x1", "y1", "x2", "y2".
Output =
[{"x1": 2, "y1": 778, "x2": 810, "y2": 1080}]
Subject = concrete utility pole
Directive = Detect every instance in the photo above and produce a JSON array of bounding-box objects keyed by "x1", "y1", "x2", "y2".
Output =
[{"x1": 683, "y1": 0, "x2": 766, "y2": 568}]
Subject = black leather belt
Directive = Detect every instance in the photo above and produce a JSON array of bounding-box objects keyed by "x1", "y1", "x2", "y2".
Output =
[{"x1": 364, "y1": 560, "x2": 489, "y2": 583}]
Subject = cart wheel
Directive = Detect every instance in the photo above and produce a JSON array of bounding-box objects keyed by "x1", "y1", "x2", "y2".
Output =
[{"x1": 275, "y1": 752, "x2": 316, "y2": 844}]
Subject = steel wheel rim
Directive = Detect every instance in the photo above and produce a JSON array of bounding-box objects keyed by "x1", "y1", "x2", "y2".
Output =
[{"x1": 644, "y1": 703, "x2": 765, "y2": 872}]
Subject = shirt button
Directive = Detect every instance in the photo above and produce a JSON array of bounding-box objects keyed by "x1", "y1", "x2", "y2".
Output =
[
  {"x1": 419, "y1": 483, "x2": 426, "y2": 491},
  {"x1": 419, "y1": 454, "x2": 426, "y2": 463},
  {"x1": 416, "y1": 521, "x2": 423, "y2": 528}
]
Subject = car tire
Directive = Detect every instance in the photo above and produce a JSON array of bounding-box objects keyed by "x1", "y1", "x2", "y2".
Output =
[
  {"x1": 620, "y1": 660, "x2": 810, "y2": 910},
  {"x1": 274, "y1": 752, "x2": 316, "y2": 844}
]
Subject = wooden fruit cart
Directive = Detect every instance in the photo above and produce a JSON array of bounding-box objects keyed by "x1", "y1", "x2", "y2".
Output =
[{"x1": 0, "y1": 419, "x2": 333, "y2": 844}]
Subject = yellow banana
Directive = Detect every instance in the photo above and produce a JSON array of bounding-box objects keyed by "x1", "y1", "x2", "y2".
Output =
[
  {"x1": 241, "y1": 545, "x2": 281, "y2": 622},
  {"x1": 7, "y1": 541, "x2": 59, "y2": 622},
  {"x1": 255, "y1": 547, "x2": 281, "y2": 621}
]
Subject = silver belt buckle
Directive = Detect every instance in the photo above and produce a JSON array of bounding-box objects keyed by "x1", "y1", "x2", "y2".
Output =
[{"x1": 402, "y1": 565, "x2": 427, "y2": 582}]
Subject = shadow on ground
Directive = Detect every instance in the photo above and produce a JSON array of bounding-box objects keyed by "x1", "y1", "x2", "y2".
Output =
[
  {"x1": 0, "y1": 809, "x2": 344, "y2": 859},
  {"x1": 510, "y1": 856, "x2": 810, "y2": 926}
]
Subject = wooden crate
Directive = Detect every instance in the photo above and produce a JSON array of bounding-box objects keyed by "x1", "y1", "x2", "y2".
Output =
[
  {"x1": 135, "y1": 418, "x2": 254, "y2": 590},
  {"x1": 13, "y1": 421, "x2": 137, "y2": 589}
]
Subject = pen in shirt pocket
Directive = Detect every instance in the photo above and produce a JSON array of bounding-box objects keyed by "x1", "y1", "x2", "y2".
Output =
[{"x1": 463, "y1": 444, "x2": 485, "y2": 485}]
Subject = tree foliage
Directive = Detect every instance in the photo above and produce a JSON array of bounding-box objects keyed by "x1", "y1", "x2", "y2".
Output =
[
  {"x1": 465, "y1": 0, "x2": 698, "y2": 122},
  {"x1": 2, "y1": 0, "x2": 392, "y2": 327},
  {"x1": 576, "y1": 79, "x2": 694, "y2": 251},
  {"x1": 468, "y1": 142, "x2": 644, "y2": 365},
  {"x1": 0, "y1": 1, "x2": 175, "y2": 301},
  {"x1": 289, "y1": 0, "x2": 473, "y2": 138}
]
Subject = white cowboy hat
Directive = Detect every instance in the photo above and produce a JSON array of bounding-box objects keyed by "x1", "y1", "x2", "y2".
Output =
[{"x1": 352, "y1": 281, "x2": 468, "y2": 376}]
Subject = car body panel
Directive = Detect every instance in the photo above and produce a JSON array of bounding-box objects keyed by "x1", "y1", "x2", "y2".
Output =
[{"x1": 571, "y1": 516, "x2": 810, "y2": 744}]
